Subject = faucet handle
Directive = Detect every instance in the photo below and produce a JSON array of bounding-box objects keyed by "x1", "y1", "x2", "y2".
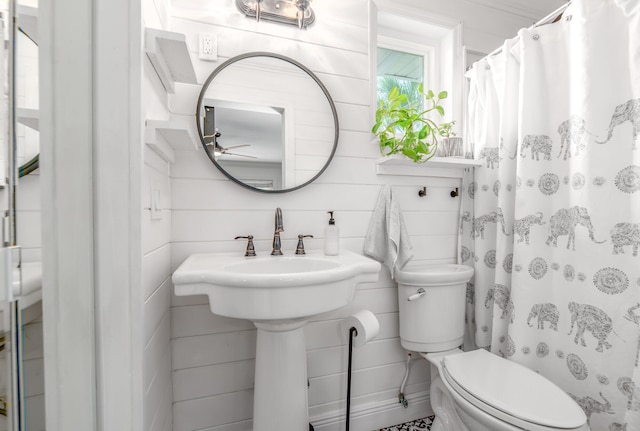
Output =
[
  {"x1": 295, "y1": 235, "x2": 314, "y2": 255},
  {"x1": 235, "y1": 235, "x2": 256, "y2": 257}
]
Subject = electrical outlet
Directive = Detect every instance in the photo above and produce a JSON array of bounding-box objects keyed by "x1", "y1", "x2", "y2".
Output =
[{"x1": 199, "y1": 33, "x2": 218, "y2": 61}]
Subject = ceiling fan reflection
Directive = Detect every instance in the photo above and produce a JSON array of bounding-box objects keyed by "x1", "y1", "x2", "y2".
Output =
[{"x1": 204, "y1": 129, "x2": 257, "y2": 159}]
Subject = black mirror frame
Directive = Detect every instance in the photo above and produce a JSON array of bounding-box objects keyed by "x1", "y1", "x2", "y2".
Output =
[{"x1": 195, "y1": 52, "x2": 339, "y2": 193}]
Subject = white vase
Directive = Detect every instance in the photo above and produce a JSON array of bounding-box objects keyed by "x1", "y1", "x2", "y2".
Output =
[{"x1": 438, "y1": 137, "x2": 464, "y2": 158}]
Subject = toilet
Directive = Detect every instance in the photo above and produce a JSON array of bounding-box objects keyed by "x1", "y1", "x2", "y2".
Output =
[{"x1": 395, "y1": 263, "x2": 589, "y2": 431}]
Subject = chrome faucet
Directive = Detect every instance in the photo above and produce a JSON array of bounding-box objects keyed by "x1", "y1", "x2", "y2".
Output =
[{"x1": 271, "y1": 207, "x2": 284, "y2": 255}]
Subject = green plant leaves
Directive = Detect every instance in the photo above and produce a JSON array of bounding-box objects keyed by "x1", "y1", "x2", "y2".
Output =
[
  {"x1": 373, "y1": 83, "x2": 453, "y2": 163},
  {"x1": 417, "y1": 141, "x2": 430, "y2": 154},
  {"x1": 388, "y1": 86, "x2": 399, "y2": 100},
  {"x1": 402, "y1": 147, "x2": 417, "y2": 159}
]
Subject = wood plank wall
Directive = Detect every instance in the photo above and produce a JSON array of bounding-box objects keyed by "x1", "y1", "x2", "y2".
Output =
[
  {"x1": 139, "y1": 0, "x2": 551, "y2": 429},
  {"x1": 143, "y1": 1, "x2": 174, "y2": 431},
  {"x1": 167, "y1": 1, "x2": 459, "y2": 429}
]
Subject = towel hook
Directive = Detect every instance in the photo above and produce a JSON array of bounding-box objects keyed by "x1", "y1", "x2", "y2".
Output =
[
  {"x1": 450, "y1": 188, "x2": 459, "y2": 198},
  {"x1": 418, "y1": 187, "x2": 427, "y2": 197}
]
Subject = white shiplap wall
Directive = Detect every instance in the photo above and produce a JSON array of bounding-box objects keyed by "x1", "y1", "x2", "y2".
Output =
[
  {"x1": 136, "y1": 0, "x2": 560, "y2": 430},
  {"x1": 167, "y1": 1, "x2": 460, "y2": 430},
  {"x1": 143, "y1": 1, "x2": 174, "y2": 431},
  {"x1": 143, "y1": 147, "x2": 173, "y2": 431}
]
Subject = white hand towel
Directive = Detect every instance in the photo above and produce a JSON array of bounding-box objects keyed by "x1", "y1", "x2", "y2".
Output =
[{"x1": 363, "y1": 185, "x2": 413, "y2": 278}]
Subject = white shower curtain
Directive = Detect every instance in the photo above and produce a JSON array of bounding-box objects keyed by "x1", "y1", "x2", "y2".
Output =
[{"x1": 462, "y1": 0, "x2": 640, "y2": 429}]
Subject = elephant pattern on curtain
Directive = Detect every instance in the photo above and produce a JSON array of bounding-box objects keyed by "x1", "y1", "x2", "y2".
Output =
[{"x1": 461, "y1": 0, "x2": 640, "y2": 429}]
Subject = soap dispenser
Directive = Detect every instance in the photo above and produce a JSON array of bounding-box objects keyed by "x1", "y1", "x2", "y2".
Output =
[{"x1": 324, "y1": 211, "x2": 340, "y2": 256}]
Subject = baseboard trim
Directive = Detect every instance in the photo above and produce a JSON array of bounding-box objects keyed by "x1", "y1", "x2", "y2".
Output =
[{"x1": 310, "y1": 391, "x2": 433, "y2": 431}]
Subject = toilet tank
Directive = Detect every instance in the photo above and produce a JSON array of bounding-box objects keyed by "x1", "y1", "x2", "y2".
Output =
[{"x1": 395, "y1": 264, "x2": 474, "y2": 353}]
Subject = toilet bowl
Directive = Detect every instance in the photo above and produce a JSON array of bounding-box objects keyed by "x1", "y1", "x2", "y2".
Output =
[{"x1": 395, "y1": 263, "x2": 589, "y2": 431}]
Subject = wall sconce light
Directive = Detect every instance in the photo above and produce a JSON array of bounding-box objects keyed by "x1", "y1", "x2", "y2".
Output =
[{"x1": 236, "y1": 0, "x2": 315, "y2": 29}]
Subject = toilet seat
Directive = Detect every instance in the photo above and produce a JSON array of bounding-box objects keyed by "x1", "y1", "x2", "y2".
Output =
[{"x1": 441, "y1": 349, "x2": 586, "y2": 430}]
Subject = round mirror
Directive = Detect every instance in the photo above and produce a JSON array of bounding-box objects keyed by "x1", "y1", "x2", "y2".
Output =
[
  {"x1": 17, "y1": 19, "x2": 39, "y2": 177},
  {"x1": 196, "y1": 52, "x2": 339, "y2": 193}
]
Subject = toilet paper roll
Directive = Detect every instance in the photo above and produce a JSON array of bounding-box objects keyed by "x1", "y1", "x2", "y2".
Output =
[{"x1": 340, "y1": 310, "x2": 380, "y2": 347}]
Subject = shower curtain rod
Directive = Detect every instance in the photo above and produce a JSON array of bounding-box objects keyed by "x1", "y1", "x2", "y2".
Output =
[{"x1": 475, "y1": 1, "x2": 572, "y2": 64}]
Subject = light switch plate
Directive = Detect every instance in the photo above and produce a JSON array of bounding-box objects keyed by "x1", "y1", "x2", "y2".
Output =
[{"x1": 151, "y1": 187, "x2": 162, "y2": 220}]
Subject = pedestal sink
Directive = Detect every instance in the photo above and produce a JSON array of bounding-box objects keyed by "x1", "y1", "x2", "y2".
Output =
[{"x1": 172, "y1": 250, "x2": 381, "y2": 431}]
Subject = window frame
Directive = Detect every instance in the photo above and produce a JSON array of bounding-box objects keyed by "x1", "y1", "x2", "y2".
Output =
[
  {"x1": 376, "y1": 35, "x2": 437, "y2": 104},
  {"x1": 372, "y1": 3, "x2": 464, "y2": 138}
]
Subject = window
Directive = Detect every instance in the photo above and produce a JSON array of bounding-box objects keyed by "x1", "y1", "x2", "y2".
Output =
[
  {"x1": 375, "y1": 7, "x2": 463, "y2": 133},
  {"x1": 377, "y1": 47, "x2": 425, "y2": 109}
]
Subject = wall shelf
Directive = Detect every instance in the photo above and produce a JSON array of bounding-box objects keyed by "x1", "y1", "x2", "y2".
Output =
[
  {"x1": 376, "y1": 155, "x2": 481, "y2": 179},
  {"x1": 18, "y1": 5, "x2": 38, "y2": 44},
  {"x1": 145, "y1": 28, "x2": 197, "y2": 94},
  {"x1": 17, "y1": 108, "x2": 39, "y2": 131},
  {"x1": 145, "y1": 117, "x2": 199, "y2": 163},
  {"x1": 16, "y1": 262, "x2": 42, "y2": 310}
]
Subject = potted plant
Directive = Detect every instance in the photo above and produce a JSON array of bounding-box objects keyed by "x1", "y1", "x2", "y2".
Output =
[
  {"x1": 437, "y1": 120, "x2": 463, "y2": 157},
  {"x1": 439, "y1": 120, "x2": 456, "y2": 140},
  {"x1": 372, "y1": 83, "x2": 454, "y2": 163}
]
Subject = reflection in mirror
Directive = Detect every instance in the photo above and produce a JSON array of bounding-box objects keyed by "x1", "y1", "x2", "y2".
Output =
[
  {"x1": 0, "y1": 7, "x2": 8, "y2": 193},
  {"x1": 16, "y1": 3, "x2": 39, "y2": 177},
  {"x1": 204, "y1": 102, "x2": 284, "y2": 189},
  {"x1": 196, "y1": 52, "x2": 338, "y2": 193},
  {"x1": 0, "y1": 3, "x2": 14, "y2": 429},
  {"x1": 16, "y1": 2, "x2": 44, "y2": 430}
]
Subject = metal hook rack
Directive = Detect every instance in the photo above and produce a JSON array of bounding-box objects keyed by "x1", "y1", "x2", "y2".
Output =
[{"x1": 418, "y1": 187, "x2": 460, "y2": 198}]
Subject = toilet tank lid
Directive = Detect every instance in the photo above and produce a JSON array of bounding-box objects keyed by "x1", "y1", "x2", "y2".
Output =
[
  {"x1": 443, "y1": 349, "x2": 586, "y2": 429},
  {"x1": 394, "y1": 263, "x2": 474, "y2": 285}
]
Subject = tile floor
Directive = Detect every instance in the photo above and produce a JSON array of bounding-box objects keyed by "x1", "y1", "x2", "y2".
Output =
[{"x1": 376, "y1": 415, "x2": 435, "y2": 431}]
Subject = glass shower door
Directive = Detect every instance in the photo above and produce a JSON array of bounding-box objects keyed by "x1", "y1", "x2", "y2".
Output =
[{"x1": 1, "y1": 1, "x2": 24, "y2": 430}]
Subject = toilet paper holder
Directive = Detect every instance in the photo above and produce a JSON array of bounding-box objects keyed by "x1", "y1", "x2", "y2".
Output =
[{"x1": 342, "y1": 311, "x2": 379, "y2": 430}]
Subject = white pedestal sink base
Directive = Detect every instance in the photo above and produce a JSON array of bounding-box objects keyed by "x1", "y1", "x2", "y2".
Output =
[
  {"x1": 253, "y1": 320, "x2": 309, "y2": 431},
  {"x1": 172, "y1": 251, "x2": 382, "y2": 430}
]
